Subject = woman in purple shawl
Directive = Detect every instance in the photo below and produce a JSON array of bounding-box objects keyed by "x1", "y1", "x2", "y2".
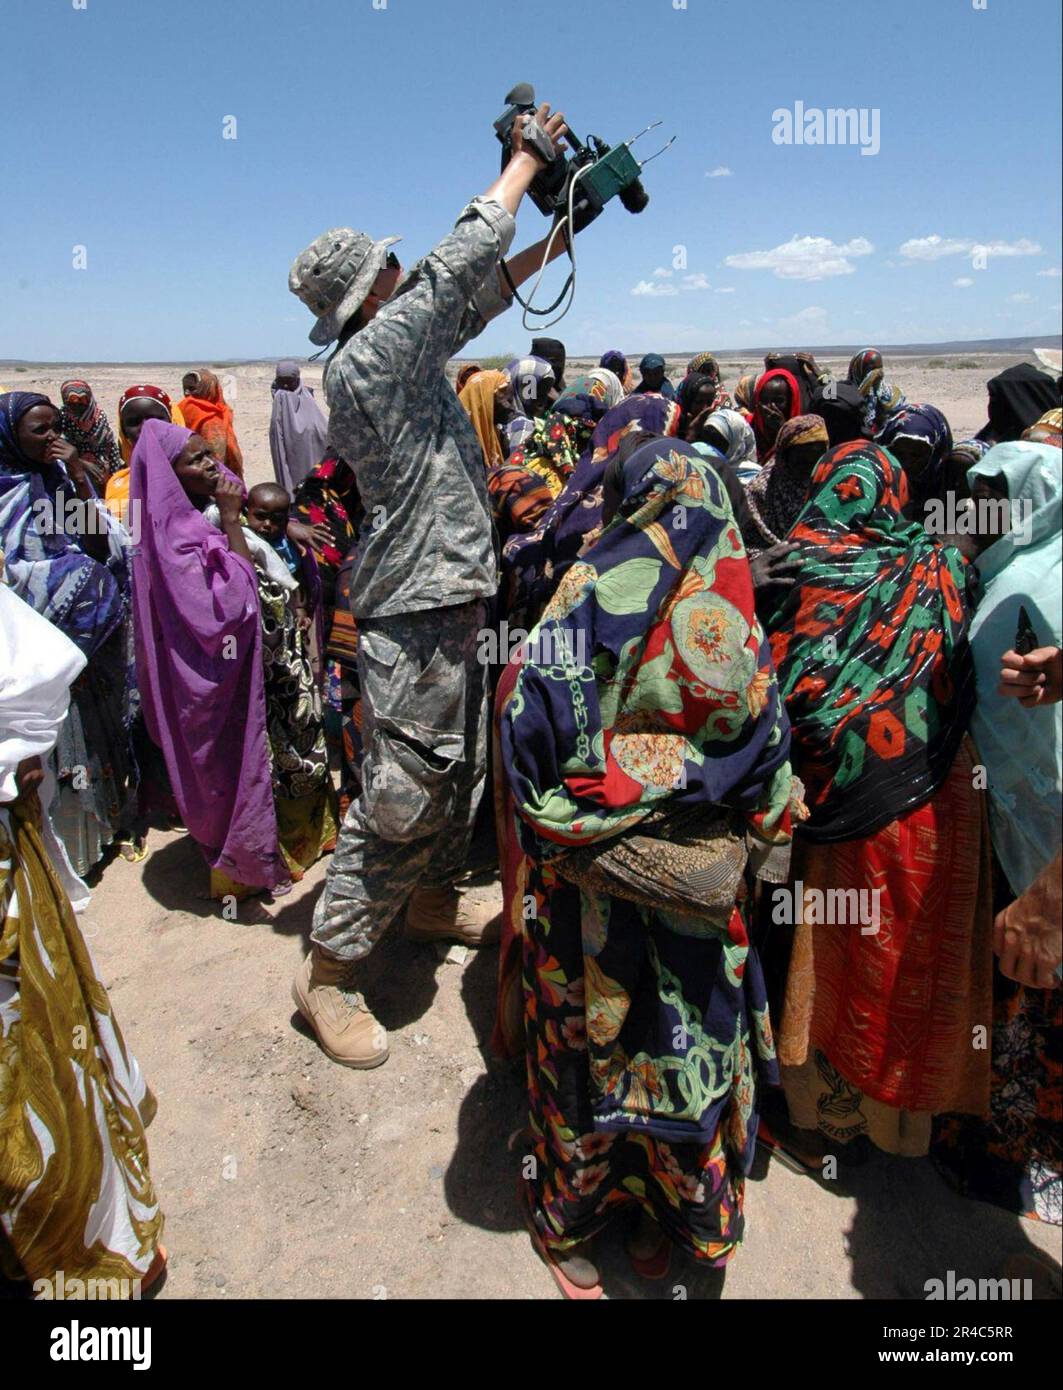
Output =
[
  {"x1": 0, "y1": 391, "x2": 136, "y2": 876},
  {"x1": 269, "y1": 361, "x2": 328, "y2": 495},
  {"x1": 130, "y1": 420, "x2": 335, "y2": 898}
]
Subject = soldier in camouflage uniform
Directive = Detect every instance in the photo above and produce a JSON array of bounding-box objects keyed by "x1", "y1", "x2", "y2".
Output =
[{"x1": 287, "y1": 104, "x2": 572, "y2": 1067}]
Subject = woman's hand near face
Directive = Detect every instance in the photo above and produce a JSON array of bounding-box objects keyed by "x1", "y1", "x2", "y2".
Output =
[
  {"x1": 216, "y1": 476, "x2": 252, "y2": 566},
  {"x1": 215, "y1": 475, "x2": 244, "y2": 527},
  {"x1": 46, "y1": 435, "x2": 82, "y2": 475}
]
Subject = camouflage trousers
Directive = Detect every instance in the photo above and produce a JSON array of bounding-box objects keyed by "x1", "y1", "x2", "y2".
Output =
[{"x1": 310, "y1": 598, "x2": 488, "y2": 962}]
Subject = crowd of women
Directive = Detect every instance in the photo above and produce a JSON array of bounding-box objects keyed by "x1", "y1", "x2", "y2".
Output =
[{"x1": 1, "y1": 345, "x2": 1060, "y2": 1299}]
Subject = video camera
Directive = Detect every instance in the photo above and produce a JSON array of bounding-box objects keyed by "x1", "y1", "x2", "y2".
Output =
[{"x1": 493, "y1": 82, "x2": 672, "y2": 232}]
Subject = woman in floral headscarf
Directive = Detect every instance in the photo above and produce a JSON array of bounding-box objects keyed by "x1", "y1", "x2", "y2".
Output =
[
  {"x1": 846, "y1": 348, "x2": 906, "y2": 433},
  {"x1": 500, "y1": 392, "x2": 680, "y2": 632},
  {"x1": 58, "y1": 380, "x2": 122, "y2": 486},
  {"x1": 500, "y1": 436, "x2": 800, "y2": 1297},
  {"x1": 489, "y1": 371, "x2": 630, "y2": 552},
  {"x1": 685, "y1": 352, "x2": 733, "y2": 411}
]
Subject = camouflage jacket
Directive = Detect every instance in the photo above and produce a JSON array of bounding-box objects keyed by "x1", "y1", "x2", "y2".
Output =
[{"x1": 323, "y1": 197, "x2": 515, "y2": 619}]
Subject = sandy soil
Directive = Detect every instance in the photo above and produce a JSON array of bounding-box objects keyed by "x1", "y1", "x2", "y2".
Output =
[
  {"x1": 4, "y1": 350, "x2": 1056, "y2": 481},
  {"x1": 7, "y1": 352, "x2": 1061, "y2": 1300}
]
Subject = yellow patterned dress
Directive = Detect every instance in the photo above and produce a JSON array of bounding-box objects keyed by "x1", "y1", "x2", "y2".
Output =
[{"x1": 0, "y1": 794, "x2": 163, "y2": 1292}]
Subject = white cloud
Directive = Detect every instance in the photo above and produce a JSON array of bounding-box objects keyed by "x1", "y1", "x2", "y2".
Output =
[
  {"x1": 651, "y1": 266, "x2": 674, "y2": 278},
  {"x1": 1037, "y1": 267, "x2": 1062, "y2": 278},
  {"x1": 1008, "y1": 291, "x2": 1033, "y2": 303},
  {"x1": 898, "y1": 234, "x2": 1042, "y2": 261},
  {"x1": 974, "y1": 239, "x2": 1042, "y2": 259},
  {"x1": 954, "y1": 277, "x2": 974, "y2": 288},
  {"x1": 775, "y1": 305, "x2": 828, "y2": 334},
  {"x1": 724, "y1": 235, "x2": 873, "y2": 281},
  {"x1": 707, "y1": 166, "x2": 732, "y2": 178},
  {"x1": 683, "y1": 273, "x2": 710, "y2": 291},
  {"x1": 898, "y1": 235, "x2": 972, "y2": 261},
  {"x1": 714, "y1": 286, "x2": 736, "y2": 294},
  {"x1": 631, "y1": 279, "x2": 679, "y2": 297}
]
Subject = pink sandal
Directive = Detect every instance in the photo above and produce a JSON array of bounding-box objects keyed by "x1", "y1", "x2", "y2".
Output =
[{"x1": 517, "y1": 1178, "x2": 603, "y2": 1301}]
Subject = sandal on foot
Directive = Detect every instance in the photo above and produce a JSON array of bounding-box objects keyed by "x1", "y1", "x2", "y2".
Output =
[
  {"x1": 141, "y1": 1244, "x2": 168, "y2": 1298},
  {"x1": 517, "y1": 1177, "x2": 602, "y2": 1300},
  {"x1": 117, "y1": 839, "x2": 148, "y2": 864},
  {"x1": 756, "y1": 1118, "x2": 823, "y2": 1176}
]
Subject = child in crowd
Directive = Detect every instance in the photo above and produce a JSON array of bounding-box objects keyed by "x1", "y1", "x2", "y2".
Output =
[{"x1": 245, "y1": 482, "x2": 314, "y2": 634}]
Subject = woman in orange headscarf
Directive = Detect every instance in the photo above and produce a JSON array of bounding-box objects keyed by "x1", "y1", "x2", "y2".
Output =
[
  {"x1": 178, "y1": 369, "x2": 244, "y2": 477},
  {"x1": 458, "y1": 368, "x2": 510, "y2": 471}
]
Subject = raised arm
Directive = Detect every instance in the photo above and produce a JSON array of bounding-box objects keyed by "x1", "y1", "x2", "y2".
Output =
[{"x1": 353, "y1": 106, "x2": 569, "y2": 389}]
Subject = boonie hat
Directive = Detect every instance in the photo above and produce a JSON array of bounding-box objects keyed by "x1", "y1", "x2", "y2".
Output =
[{"x1": 289, "y1": 228, "x2": 402, "y2": 346}]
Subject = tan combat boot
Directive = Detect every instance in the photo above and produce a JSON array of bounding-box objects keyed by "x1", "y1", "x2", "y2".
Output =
[
  {"x1": 291, "y1": 949, "x2": 389, "y2": 1069},
  {"x1": 405, "y1": 883, "x2": 501, "y2": 947}
]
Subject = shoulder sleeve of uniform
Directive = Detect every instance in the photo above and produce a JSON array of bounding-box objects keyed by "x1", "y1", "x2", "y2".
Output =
[{"x1": 362, "y1": 200, "x2": 516, "y2": 389}]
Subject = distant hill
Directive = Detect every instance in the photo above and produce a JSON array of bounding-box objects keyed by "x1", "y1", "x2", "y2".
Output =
[
  {"x1": 727, "y1": 335, "x2": 1062, "y2": 359},
  {"x1": 2, "y1": 335, "x2": 1060, "y2": 371}
]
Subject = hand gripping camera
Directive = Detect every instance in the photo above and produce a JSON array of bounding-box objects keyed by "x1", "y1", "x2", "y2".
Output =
[
  {"x1": 492, "y1": 84, "x2": 675, "y2": 326},
  {"x1": 493, "y1": 83, "x2": 673, "y2": 231}
]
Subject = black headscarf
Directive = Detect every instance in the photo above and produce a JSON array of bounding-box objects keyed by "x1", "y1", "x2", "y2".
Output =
[
  {"x1": 530, "y1": 338, "x2": 566, "y2": 390},
  {"x1": 809, "y1": 382, "x2": 867, "y2": 446},
  {"x1": 674, "y1": 372, "x2": 716, "y2": 434},
  {"x1": 977, "y1": 364, "x2": 1059, "y2": 443}
]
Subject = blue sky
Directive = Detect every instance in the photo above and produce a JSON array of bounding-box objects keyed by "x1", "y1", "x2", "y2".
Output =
[{"x1": 1, "y1": 0, "x2": 1060, "y2": 360}]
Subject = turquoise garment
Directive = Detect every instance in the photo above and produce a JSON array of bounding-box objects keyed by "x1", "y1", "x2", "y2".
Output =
[
  {"x1": 967, "y1": 442, "x2": 1062, "y2": 895},
  {"x1": 271, "y1": 535, "x2": 301, "y2": 577}
]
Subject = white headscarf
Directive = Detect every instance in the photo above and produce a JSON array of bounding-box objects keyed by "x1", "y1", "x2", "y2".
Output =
[
  {"x1": 702, "y1": 408, "x2": 760, "y2": 482},
  {"x1": 0, "y1": 579, "x2": 86, "y2": 803}
]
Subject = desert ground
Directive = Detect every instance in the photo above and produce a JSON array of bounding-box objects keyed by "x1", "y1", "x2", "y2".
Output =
[
  {"x1": 7, "y1": 351, "x2": 1057, "y2": 481},
  {"x1": 4, "y1": 350, "x2": 1061, "y2": 1299}
]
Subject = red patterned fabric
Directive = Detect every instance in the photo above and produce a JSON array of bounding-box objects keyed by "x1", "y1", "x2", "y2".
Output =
[{"x1": 780, "y1": 737, "x2": 993, "y2": 1115}]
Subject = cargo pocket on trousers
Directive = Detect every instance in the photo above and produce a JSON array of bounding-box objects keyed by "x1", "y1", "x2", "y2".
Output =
[{"x1": 358, "y1": 628, "x2": 467, "y2": 843}]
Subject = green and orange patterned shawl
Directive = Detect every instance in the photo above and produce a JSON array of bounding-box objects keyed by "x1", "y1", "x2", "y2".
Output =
[{"x1": 768, "y1": 440, "x2": 976, "y2": 842}]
